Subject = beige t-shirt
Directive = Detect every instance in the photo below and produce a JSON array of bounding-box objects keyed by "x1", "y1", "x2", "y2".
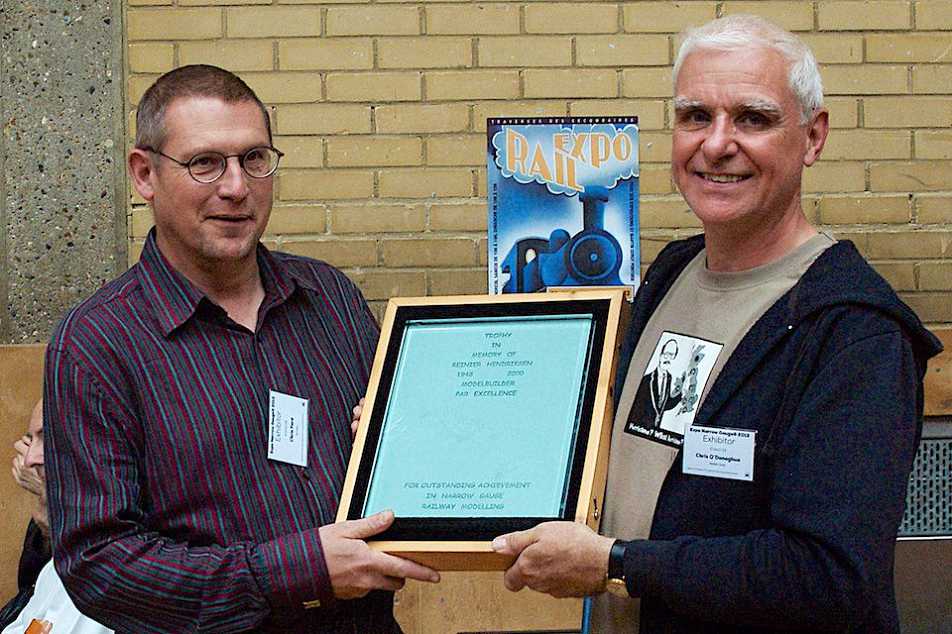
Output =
[{"x1": 590, "y1": 233, "x2": 835, "y2": 633}]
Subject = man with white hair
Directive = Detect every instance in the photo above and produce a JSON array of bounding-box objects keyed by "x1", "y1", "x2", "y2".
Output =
[{"x1": 493, "y1": 15, "x2": 941, "y2": 633}]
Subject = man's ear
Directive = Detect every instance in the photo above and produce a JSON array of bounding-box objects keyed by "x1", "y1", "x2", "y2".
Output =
[
  {"x1": 802, "y1": 108, "x2": 829, "y2": 167},
  {"x1": 128, "y1": 148, "x2": 157, "y2": 202}
]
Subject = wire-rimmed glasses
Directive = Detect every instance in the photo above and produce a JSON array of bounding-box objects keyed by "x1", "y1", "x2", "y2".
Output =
[{"x1": 145, "y1": 146, "x2": 284, "y2": 183}]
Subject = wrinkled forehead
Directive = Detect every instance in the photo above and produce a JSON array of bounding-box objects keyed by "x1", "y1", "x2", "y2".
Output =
[
  {"x1": 674, "y1": 46, "x2": 793, "y2": 102},
  {"x1": 28, "y1": 400, "x2": 43, "y2": 434}
]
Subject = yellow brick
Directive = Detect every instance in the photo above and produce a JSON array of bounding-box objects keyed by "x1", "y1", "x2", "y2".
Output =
[
  {"x1": 569, "y1": 100, "x2": 665, "y2": 129},
  {"x1": 818, "y1": 1, "x2": 912, "y2": 30},
  {"x1": 868, "y1": 231, "x2": 952, "y2": 258},
  {"x1": 279, "y1": 39, "x2": 373, "y2": 71},
  {"x1": 640, "y1": 234, "x2": 675, "y2": 263},
  {"x1": 330, "y1": 204, "x2": 426, "y2": 233},
  {"x1": 426, "y1": 135, "x2": 483, "y2": 166},
  {"x1": 918, "y1": 262, "x2": 952, "y2": 290},
  {"x1": 128, "y1": 43, "x2": 174, "y2": 74},
  {"x1": 378, "y1": 168, "x2": 473, "y2": 198},
  {"x1": 917, "y1": 1, "x2": 952, "y2": 28},
  {"x1": 282, "y1": 239, "x2": 377, "y2": 267},
  {"x1": 129, "y1": 239, "x2": 145, "y2": 266},
  {"x1": 640, "y1": 132, "x2": 672, "y2": 163},
  {"x1": 917, "y1": 194, "x2": 952, "y2": 223},
  {"x1": 623, "y1": 2, "x2": 717, "y2": 33},
  {"x1": 326, "y1": 136, "x2": 423, "y2": 167},
  {"x1": 478, "y1": 37, "x2": 573, "y2": 68},
  {"x1": 179, "y1": 40, "x2": 274, "y2": 71},
  {"x1": 226, "y1": 7, "x2": 320, "y2": 37},
  {"x1": 265, "y1": 205, "x2": 327, "y2": 235},
  {"x1": 478, "y1": 237, "x2": 489, "y2": 266},
  {"x1": 326, "y1": 72, "x2": 421, "y2": 102},
  {"x1": 476, "y1": 166, "x2": 488, "y2": 197},
  {"x1": 428, "y1": 269, "x2": 488, "y2": 295},
  {"x1": 640, "y1": 197, "x2": 703, "y2": 229},
  {"x1": 524, "y1": 4, "x2": 619, "y2": 34},
  {"x1": 429, "y1": 203, "x2": 487, "y2": 231},
  {"x1": 349, "y1": 270, "x2": 427, "y2": 301},
  {"x1": 864, "y1": 97, "x2": 952, "y2": 127},
  {"x1": 426, "y1": 71, "x2": 520, "y2": 101},
  {"x1": 817, "y1": 194, "x2": 912, "y2": 224},
  {"x1": 244, "y1": 72, "x2": 322, "y2": 104},
  {"x1": 524, "y1": 69, "x2": 617, "y2": 99},
  {"x1": 821, "y1": 64, "x2": 909, "y2": 95},
  {"x1": 872, "y1": 261, "x2": 917, "y2": 290},
  {"x1": 825, "y1": 97, "x2": 859, "y2": 128},
  {"x1": 273, "y1": 136, "x2": 323, "y2": 168},
  {"x1": 622, "y1": 68, "x2": 673, "y2": 98},
  {"x1": 640, "y1": 165, "x2": 675, "y2": 195},
  {"x1": 276, "y1": 104, "x2": 372, "y2": 135},
  {"x1": 426, "y1": 5, "x2": 520, "y2": 35},
  {"x1": 375, "y1": 104, "x2": 470, "y2": 134},
  {"x1": 916, "y1": 130, "x2": 952, "y2": 159},
  {"x1": 381, "y1": 238, "x2": 477, "y2": 267},
  {"x1": 821, "y1": 129, "x2": 911, "y2": 160},
  {"x1": 834, "y1": 231, "x2": 869, "y2": 255},
  {"x1": 473, "y1": 101, "x2": 568, "y2": 131},
  {"x1": 721, "y1": 2, "x2": 814, "y2": 30},
  {"x1": 912, "y1": 64, "x2": 952, "y2": 93},
  {"x1": 576, "y1": 35, "x2": 669, "y2": 67},
  {"x1": 378, "y1": 37, "x2": 472, "y2": 69},
  {"x1": 131, "y1": 207, "x2": 154, "y2": 238},
  {"x1": 802, "y1": 161, "x2": 866, "y2": 192},
  {"x1": 128, "y1": 8, "x2": 222, "y2": 40},
  {"x1": 800, "y1": 35, "x2": 864, "y2": 64},
  {"x1": 128, "y1": 74, "x2": 160, "y2": 105},
  {"x1": 897, "y1": 291, "x2": 952, "y2": 322},
  {"x1": 326, "y1": 6, "x2": 420, "y2": 36},
  {"x1": 181, "y1": 0, "x2": 267, "y2": 5},
  {"x1": 129, "y1": 0, "x2": 171, "y2": 5},
  {"x1": 280, "y1": 169, "x2": 375, "y2": 200},
  {"x1": 870, "y1": 160, "x2": 952, "y2": 191},
  {"x1": 867, "y1": 34, "x2": 952, "y2": 62}
]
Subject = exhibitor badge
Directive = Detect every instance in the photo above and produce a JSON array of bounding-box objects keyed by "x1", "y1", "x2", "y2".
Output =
[{"x1": 682, "y1": 425, "x2": 756, "y2": 482}]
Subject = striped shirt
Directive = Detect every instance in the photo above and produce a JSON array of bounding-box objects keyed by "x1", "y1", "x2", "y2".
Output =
[{"x1": 44, "y1": 231, "x2": 397, "y2": 633}]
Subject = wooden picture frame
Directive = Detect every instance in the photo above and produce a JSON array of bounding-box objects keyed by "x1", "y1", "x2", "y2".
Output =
[{"x1": 336, "y1": 288, "x2": 628, "y2": 570}]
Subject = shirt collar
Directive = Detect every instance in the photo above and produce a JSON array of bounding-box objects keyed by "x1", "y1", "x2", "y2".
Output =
[{"x1": 136, "y1": 229, "x2": 313, "y2": 337}]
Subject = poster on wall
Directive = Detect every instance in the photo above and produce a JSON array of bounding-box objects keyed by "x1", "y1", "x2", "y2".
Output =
[{"x1": 486, "y1": 116, "x2": 640, "y2": 295}]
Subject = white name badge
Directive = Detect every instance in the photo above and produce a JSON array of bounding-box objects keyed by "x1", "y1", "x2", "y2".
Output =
[
  {"x1": 682, "y1": 425, "x2": 756, "y2": 481},
  {"x1": 268, "y1": 389, "x2": 309, "y2": 467}
]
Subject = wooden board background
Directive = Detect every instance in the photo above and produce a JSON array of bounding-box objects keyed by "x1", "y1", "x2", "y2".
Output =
[{"x1": 0, "y1": 344, "x2": 46, "y2": 602}]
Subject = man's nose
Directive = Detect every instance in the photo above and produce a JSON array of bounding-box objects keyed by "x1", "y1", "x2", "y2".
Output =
[
  {"x1": 216, "y1": 156, "x2": 250, "y2": 200},
  {"x1": 24, "y1": 443, "x2": 43, "y2": 469},
  {"x1": 701, "y1": 114, "x2": 739, "y2": 161}
]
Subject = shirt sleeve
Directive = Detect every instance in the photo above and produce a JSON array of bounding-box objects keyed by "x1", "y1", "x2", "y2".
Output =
[
  {"x1": 621, "y1": 328, "x2": 920, "y2": 630},
  {"x1": 44, "y1": 341, "x2": 335, "y2": 633}
]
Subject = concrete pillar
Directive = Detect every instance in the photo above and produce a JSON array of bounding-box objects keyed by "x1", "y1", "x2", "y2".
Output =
[{"x1": 1, "y1": 1, "x2": 126, "y2": 343}]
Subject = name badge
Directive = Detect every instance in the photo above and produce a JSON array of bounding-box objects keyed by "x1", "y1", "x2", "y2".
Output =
[
  {"x1": 682, "y1": 425, "x2": 755, "y2": 481},
  {"x1": 268, "y1": 389, "x2": 309, "y2": 467}
]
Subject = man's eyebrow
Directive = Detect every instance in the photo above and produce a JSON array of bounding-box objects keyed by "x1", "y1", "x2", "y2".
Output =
[
  {"x1": 673, "y1": 97, "x2": 704, "y2": 112},
  {"x1": 737, "y1": 98, "x2": 783, "y2": 117}
]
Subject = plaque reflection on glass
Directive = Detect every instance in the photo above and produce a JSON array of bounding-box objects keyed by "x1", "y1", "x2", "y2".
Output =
[{"x1": 362, "y1": 314, "x2": 594, "y2": 519}]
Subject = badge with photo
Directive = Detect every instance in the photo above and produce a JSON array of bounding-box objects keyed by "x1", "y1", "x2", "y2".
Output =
[{"x1": 624, "y1": 331, "x2": 723, "y2": 447}]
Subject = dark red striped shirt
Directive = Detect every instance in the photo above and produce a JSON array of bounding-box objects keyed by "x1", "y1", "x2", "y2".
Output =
[{"x1": 44, "y1": 231, "x2": 397, "y2": 633}]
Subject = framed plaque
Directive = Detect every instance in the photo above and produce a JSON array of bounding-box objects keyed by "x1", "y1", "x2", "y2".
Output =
[{"x1": 337, "y1": 288, "x2": 628, "y2": 570}]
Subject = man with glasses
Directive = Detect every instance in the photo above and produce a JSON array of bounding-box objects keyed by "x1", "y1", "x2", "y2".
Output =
[{"x1": 43, "y1": 65, "x2": 438, "y2": 634}]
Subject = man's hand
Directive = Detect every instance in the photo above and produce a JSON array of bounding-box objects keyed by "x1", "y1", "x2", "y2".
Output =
[
  {"x1": 320, "y1": 510, "x2": 440, "y2": 599},
  {"x1": 350, "y1": 397, "x2": 365, "y2": 438},
  {"x1": 492, "y1": 521, "x2": 614, "y2": 598},
  {"x1": 12, "y1": 435, "x2": 44, "y2": 496}
]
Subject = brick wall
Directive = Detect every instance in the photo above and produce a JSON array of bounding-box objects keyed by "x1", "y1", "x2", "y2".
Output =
[{"x1": 125, "y1": 1, "x2": 952, "y2": 324}]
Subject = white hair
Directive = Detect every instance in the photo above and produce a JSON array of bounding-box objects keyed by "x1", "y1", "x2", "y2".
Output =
[{"x1": 673, "y1": 14, "x2": 823, "y2": 122}]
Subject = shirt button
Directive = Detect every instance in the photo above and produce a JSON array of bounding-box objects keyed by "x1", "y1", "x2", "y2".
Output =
[{"x1": 301, "y1": 470, "x2": 311, "y2": 480}]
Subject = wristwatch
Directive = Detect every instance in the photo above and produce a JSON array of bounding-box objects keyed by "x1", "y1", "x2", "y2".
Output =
[{"x1": 604, "y1": 539, "x2": 629, "y2": 597}]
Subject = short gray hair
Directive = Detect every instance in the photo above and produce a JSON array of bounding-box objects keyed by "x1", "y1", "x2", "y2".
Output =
[
  {"x1": 673, "y1": 15, "x2": 823, "y2": 122},
  {"x1": 134, "y1": 64, "x2": 271, "y2": 151}
]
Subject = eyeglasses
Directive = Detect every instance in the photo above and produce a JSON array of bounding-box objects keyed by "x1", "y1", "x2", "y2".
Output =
[{"x1": 144, "y1": 146, "x2": 284, "y2": 183}]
